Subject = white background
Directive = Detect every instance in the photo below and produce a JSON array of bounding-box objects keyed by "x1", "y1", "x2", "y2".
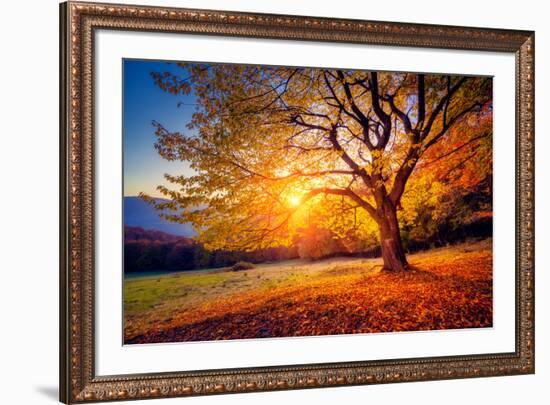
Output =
[{"x1": 0, "y1": 0, "x2": 547, "y2": 404}]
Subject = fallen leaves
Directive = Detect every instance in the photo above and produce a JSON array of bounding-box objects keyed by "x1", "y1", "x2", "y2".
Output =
[{"x1": 125, "y1": 239, "x2": 492, "y2": 344}]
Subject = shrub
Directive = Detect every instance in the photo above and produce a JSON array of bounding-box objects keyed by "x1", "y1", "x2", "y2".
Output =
[{"x1": 231, "y1": 261, "x2": 256, "y2": 271}]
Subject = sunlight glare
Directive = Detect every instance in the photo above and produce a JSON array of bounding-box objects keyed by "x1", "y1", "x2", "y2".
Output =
[{"x1": 288, "y1": 194, "x2": 301, "y2": 208}]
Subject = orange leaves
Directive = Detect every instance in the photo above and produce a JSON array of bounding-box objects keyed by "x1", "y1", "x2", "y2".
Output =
[{"x1": 125, "y1": 240, "x2": 492, "y2": 344}]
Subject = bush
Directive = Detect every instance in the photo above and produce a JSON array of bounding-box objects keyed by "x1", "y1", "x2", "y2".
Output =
[{"x1": 231, "y1": 261, "x2": 256, "y2": 271}]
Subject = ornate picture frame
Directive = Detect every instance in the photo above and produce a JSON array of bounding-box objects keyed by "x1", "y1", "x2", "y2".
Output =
[{"x1": 60, "y1": 1, "x2": 535, "y2": 403}]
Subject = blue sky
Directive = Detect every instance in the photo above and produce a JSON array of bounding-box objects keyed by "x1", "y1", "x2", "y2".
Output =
[{"x1": 123, "y1": 59, "x2": 196, "y2": 197}]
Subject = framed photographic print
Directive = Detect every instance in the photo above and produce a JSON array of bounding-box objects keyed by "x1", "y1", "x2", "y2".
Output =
[{"x1": 60, "y1": 1, "x2": 535, "y2": 403}]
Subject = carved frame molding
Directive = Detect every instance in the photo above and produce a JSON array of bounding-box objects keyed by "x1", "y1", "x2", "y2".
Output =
[{"x1": 59, "y1": 1, "x2": 535, "y2": 403}]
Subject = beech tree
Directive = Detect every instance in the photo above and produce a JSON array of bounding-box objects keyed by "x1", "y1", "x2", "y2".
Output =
[{"x1": 144, "y1": 64, "x2": 492, "y2": 272}]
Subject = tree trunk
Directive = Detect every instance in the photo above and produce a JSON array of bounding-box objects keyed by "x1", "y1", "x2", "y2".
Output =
[{"x1": 378, "y1": 199, "x2": 408, "y2": 272}]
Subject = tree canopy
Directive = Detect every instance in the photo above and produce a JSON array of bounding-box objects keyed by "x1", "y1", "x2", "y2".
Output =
[{"x1": 143, "y1": 63, "x2": 492, "y2": 271}]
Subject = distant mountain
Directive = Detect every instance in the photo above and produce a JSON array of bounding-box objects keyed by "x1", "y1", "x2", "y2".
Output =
[
  {"x1": 124, "y1": 225, "x2": 188, "y2": 243},
  {"x1": 124, "y1": 196, "x2": 195, "y2": 237}
]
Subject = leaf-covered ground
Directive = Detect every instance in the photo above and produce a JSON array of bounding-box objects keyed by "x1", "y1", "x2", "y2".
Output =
[{"x1": 124, "y1": 239, "x2": 492, "y2": 344}]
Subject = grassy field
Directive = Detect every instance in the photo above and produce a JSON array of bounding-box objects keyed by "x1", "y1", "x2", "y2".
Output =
[{"x1": 124, "y1": 239, "x2": 493, "y2": 344}]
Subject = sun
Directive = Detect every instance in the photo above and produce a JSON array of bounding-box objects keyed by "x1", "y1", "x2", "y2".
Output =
[{"x1": 287, "y1": 194, "x2": 301, "y2": 208}]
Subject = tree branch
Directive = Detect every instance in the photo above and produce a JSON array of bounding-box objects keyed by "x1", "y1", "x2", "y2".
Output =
[
  {"x1": 421, "y1": 76, "x2": 467, "y2": 138},
  {"x1": 306, "y1": 187, "x2": 379, "y2": 220},
  {"x1": 418, "y1": 132, "x2": 489, "y2": 168},
  {"x1": 328, "y1": 128, "x2": 373, "y2": 187},
  {"x1": 322, "y1": 71, "x2": 368, "y2": 134},
  {"x1": 423, "y1": 101, "x2": 484, "y2": 150},
  {"x1": 368, "y1": 72, "x2": 392, "y2": 149},
  {"x1": 388, "y1": 147, "x2": 421, "y2": 206},
  {"x1": 384, "y1": 94, "x2": 414, "y2": 138}
]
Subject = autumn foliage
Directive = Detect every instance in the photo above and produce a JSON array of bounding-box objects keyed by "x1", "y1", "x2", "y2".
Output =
[
  {"x1": 125, "y1": 239, "x2": 492, "y2": 343},
  {"x1": 144, "y1": 63, "x2": 492, "y2": 272}
]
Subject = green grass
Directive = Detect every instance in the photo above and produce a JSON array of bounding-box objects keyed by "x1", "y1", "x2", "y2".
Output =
[{"x1": 124, "y1": 255, "x2": 380, "y2": 335}]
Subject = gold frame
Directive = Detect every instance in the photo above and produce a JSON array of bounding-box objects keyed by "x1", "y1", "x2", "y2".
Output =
[{"x1": 59, "y1": 1, "x2": 535, "y2": 403}]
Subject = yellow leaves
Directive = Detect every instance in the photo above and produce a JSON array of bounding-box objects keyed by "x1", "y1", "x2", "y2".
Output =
[
  {"x1": 149, "y1": 63, "x2": 492, "y2": 259},
  {"x1": 370, "y1": 150, "x2": 384, "y2": 160}
]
